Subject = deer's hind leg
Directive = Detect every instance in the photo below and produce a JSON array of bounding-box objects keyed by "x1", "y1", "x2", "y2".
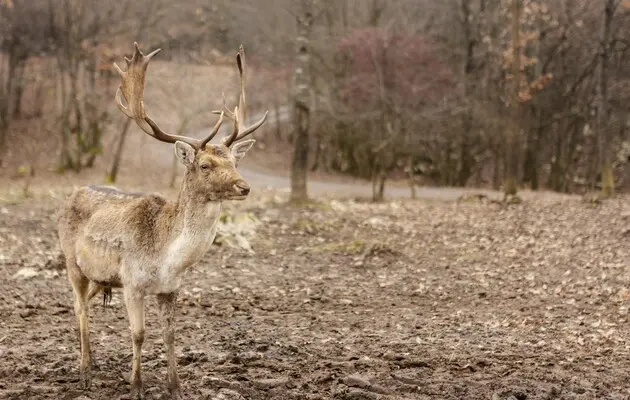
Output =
[{"x1": 67, "y1": 259, "x2": 93, "y2": 389}]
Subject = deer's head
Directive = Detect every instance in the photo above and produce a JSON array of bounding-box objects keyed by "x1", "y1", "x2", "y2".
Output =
[
  {"x1": 174, "y1": 140, "x2": 254, "y2": 201},
  {"x1": 114, "y1": 42, "x2": 267, "y2": 201}
]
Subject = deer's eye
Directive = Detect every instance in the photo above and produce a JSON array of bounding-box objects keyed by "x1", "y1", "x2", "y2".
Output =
[{"x1": 200, "y1": 164, "x2": 211, "y2": 171}]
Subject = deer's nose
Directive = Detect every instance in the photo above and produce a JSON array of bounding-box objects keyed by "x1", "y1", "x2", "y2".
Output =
[{"x1": 234, "y1": 180, "x2": 250, "y2": 196}]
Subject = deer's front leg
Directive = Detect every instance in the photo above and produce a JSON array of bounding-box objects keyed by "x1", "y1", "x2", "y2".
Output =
[
  {"x1": 69, "y1": 271, "x2": 92, "y2": 389},
  {"x1": 157, "y1": 292, "x2": 181, "y2": 399},
  {"x1": 124, "y1": 288, "x2": 145, "y2": 399}
]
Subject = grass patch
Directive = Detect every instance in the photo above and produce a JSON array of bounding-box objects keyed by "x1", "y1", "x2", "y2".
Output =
[
  {"x1": 287, "y1": 198, "x2": 333, "y2": 211},
  {"x1": 293, "y1": 217, "x2": 344, "y2": 234},
  {"x1": 308, "y1": 239, "x2": 366, "y2": 255}
]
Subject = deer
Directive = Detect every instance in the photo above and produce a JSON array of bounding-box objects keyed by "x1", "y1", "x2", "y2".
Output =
[{"x1": 57, "y1": 42, "x2": 267, "y2": 399}]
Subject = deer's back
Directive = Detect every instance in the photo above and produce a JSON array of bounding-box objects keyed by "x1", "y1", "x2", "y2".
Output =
[{"x1": 57, "y1": 185, "x2": 173, "y2": 260}]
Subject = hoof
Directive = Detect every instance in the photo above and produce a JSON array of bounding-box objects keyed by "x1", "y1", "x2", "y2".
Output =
[
  {"x1": 80, "y1": 370, "x2": 92, "y2": 390},
  {"x1": 131, "y1": 387, "x2": 144, "y2": 400},
  {"x1": 130, "y1": 378, "x2": 144, "y2": 400},
  {"x1": 170, "y1": 388, "x2": 182, "y2": 400}
]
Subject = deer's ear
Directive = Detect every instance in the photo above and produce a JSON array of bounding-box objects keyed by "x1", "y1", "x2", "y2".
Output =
[
  {"x1": 175, "y1": 141, "x2": 195, "y2": 167},
  {"x1": 230, "y1": 139, "x2": 255, "y2": 163}
]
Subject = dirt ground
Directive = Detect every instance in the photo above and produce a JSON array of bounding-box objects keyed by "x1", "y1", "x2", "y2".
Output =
[{"x1": 1, "y1": 189, "x2": 629, "y2": 400}]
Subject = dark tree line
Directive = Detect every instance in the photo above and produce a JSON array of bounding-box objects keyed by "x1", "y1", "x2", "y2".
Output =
[
  {"x1": 295, "y1": 0, "x2": 630, "y2": 199},
  {"x1": 1, "y1": 0, "x2": 630, "y2": 201}
]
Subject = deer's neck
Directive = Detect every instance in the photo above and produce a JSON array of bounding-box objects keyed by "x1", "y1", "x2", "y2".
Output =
[
  {"x1": 173, "y1": 182, "x2": 222, "y2": 234},
  {"x1": 164, "y1": 179, "x2": 222, "y2": 274}
]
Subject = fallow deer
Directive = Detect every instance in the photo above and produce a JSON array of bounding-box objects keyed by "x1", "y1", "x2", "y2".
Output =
[{"x1": 57, "y1": 42, "x2": 267, "y2": 399}]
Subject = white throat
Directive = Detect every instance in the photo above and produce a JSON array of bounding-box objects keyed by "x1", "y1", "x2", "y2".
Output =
[{"x1": 156, "y1": 201, "x2": 222, "y2": 293}]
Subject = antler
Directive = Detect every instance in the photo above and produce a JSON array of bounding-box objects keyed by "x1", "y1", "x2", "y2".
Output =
[
  {"x1": 114, "y1": 42, "x2": 224, "y2": 150},
  {"x1": 214, "y1": 45, "x2": 268, "y2": 147}
]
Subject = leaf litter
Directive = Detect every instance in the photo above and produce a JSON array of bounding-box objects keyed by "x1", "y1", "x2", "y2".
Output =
[{"x1": 0, "y1": 192, "x2": 628, "y2": 399}]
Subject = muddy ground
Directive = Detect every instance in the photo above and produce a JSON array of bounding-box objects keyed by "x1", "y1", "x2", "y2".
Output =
[{"x1": 0, "y1": 190, "x2": 629, "y2": 400}]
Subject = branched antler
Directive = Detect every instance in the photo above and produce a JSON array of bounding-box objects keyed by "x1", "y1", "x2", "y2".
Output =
[
  {"x1": 213, "y1": 45, "x2": 268, "y2": 147},
  {"x1": 114, "y1": 42, "x2": 224, "y2": 150}
]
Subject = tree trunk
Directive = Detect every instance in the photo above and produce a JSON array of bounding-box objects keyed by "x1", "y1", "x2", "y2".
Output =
[
  {"x1": 458, "y1": 0, "x2": 475, "y2": 187},
  {"x1": 291, "y1": 103, "x2": 310, "y2": 203},
  {"x1": 274, "y1": 94, "x2": 283, "y2": 141},
  {"x1": 407, "y1": 155, "x2": 416, "y2": 199},
  {"x1": 57, "y1": 58, "x2": 79, "y2": 172},
  {"x1": 11, "y1": 62, "x2": 26, "y2": 118},
  {"x1": 523, "y1": 15, "x2": 543, "y2": 191},
  {"x1": 597, "y1": 0, "x2": 616, "y2": 197},
  {"x1": 377, "y1": 171, "x2": 386, "y2": 201},
  {"x1": 0, "y1": 85, "x2": 8, "y2": 167},
  {"x1": 371, "y1": 163, "x2": 386, "y2": 202},
  {"x1": 105, "y1": 118, "x2": 132, "y2": 184},
  {"x1": 504, "y1": 0, "x2": 521, "y2": 198},
  {"x1": 368, "y1": 0, "x2": 384, "y2": 26},
  {"x1": 371, "y1": 150, "x2": 390, "y2": 202},
  {"x1": 458, "y1": 110, "x2": 473, "y2": 186},
  {"x1": 33, "y1": 81, "x2": 44, "y2": 118},
  {"x1": 70, "y1": 60, "x2": 83, "y2": 169},
  {"x1": 371, "y1": 165, "x2": 377, "y2": 198},
  {"x1": 523, "y1": 126, "x2": 542, "y2": 190},
  {"x1": 84, "y1": 58, "x2": 104, "y2": 168},
  {"x1": 290, "y1": 6, "x2": 313, "y2": 204},
  {"x1": 0, "y1": 50, "x2": 19, "y2": 165},
  {"x1": 57, "y1": 63, "x2": 76, "y2": 172},
  {"x1": 492, "y1": 147, "x2": 501, "y2": 190},
  {"x1": 547, "y1": 131, "x2": 564, "y2": 192},
  {"x1": 311, "y1": 136, "x2": 322, "y2": 172},
  {"x1": 84, "y1": 119, "x2": 103, "y2": 168},
  {"x1": 564, "y1": 122, "x2": 582, "y2": 193}
]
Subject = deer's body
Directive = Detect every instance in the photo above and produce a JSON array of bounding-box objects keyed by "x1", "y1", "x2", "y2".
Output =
[
  {"x1": 57, "y1": 43, "x2": 267, "y2": 400},
  {"x1": 58, "y1": 185, "x2": 221, "y2": 294}
]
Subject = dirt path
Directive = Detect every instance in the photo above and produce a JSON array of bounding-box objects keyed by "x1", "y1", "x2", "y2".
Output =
[{"x1": 238, "y1": 164, "x2": 491, "y2": 201}]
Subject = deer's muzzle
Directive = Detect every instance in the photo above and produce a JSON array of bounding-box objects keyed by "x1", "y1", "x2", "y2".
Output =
[{"x1": 233, "y1": 180, "x2": 250, "y2": 196}]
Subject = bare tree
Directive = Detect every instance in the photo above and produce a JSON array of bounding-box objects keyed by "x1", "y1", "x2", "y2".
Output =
[
  {"x1": 49, "y1": 0, "x2": 166, "y2": 172},
  {"x1": 290, "y1": 2, "x2": 314, "y2": 204},
  {"x1": 596, "y1": 0, "x2": 618, "y2": 197},
  {"x1": 0, "y1": 0, "x2": 48, "y2": 164},
  {"x1": 503, "y1": 0, "x2": 522, "y2": 199},
  {"x1": 105, "y1": 118, "x2": 132, "y2": 183}
]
